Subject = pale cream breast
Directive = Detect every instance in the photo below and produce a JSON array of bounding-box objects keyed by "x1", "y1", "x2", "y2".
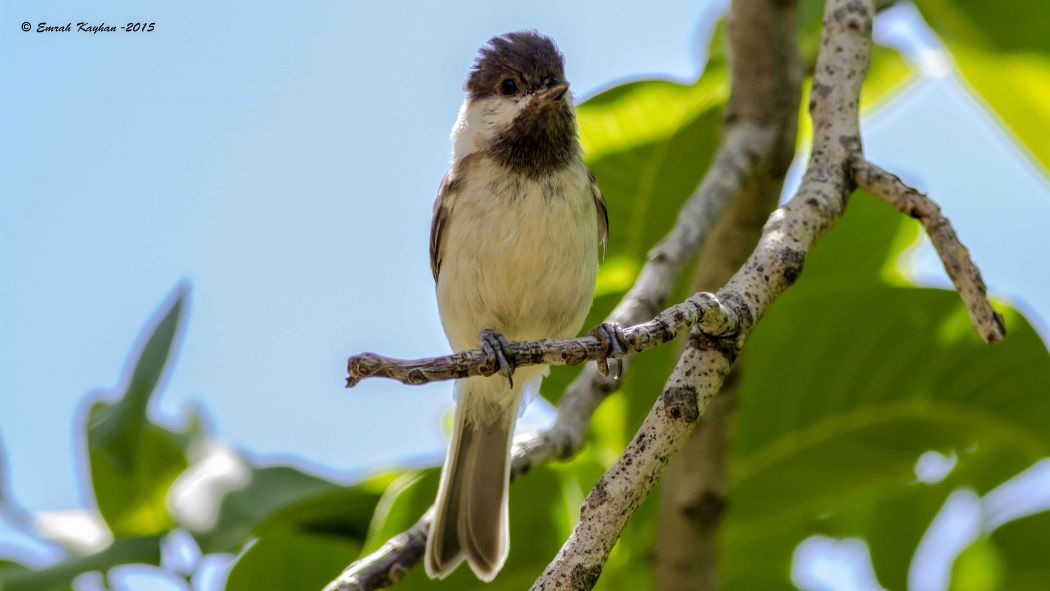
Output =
[{"x1": 436, "y1": 156, "x2": 599, "y2": 352}]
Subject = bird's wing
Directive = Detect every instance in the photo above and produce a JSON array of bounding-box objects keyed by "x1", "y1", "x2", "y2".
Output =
[
  {"x1": 429, "y1": 171, "x2": 458, "y2": 283},
  {"x1": 589, "y1": 168, "x2": 609, "y2": 257}
]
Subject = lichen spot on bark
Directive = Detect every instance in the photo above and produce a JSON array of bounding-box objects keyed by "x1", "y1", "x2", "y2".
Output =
[
  {"x1": 571, "y1": 563, "x2": 603, "y2": 590},
  {"x1": 662, "y1": 386, "x2": 700, "y2": 423}
]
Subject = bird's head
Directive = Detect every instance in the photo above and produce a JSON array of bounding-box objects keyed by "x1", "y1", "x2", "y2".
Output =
[{"x1": 452, "y1": 31, "x2": 578, "y2": 174}]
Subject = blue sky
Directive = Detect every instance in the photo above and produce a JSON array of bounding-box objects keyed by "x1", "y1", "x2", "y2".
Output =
[
  {"x1": 0, "y1": 0, "x2": 724, "y2": 514},
  {"x1": 2, "y1": 0, "x2": 1048, "y2": 588}
]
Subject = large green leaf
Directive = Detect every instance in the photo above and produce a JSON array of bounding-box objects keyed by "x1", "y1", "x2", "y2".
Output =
[
  {"x1": 861, "y1": 441, "x2": 1030, "y2": 590},
  {"x1": 714, "y1": 190, "x2": 1050, "y2": 589},
  {"x1": 981, "y1": 510, "x2": 1050, "y2": 589},
  {"x1": 578, "y1": 68, "x2": 726, "y2": 283},
  {"x1": 86, "y1": 286, "x2": 190, "y2": 536},
  {"x1": 915, "y1": 0, "x2": 1050, "y2": 173},
  {"x1": 723, "y1": 292, "x2": 1048, "y2": 589},
  {"x1": 191, "y1": 465, "x2": 391, "y2": 554},
  {"x1": 225, "y1": 530, "x2": 360, "y2": 591}
]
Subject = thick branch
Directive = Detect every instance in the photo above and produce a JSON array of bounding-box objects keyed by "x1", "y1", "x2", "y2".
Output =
[
  {"x1": 852, "y1": 157, "x2": 1006, "y2": 343},
  {"x1": 655, "y1": 0, "x2": 801, "y2": 587},
  {"x1": 530, "y1": 1, "x2": 878, "y2": 587},
  {"x1": 325, "y1": 123, "x2": 773, "y2": 591}
]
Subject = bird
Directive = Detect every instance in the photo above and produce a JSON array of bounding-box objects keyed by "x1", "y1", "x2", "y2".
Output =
[{"x1": 424, "y1": 30, "x2": 623, "y2": 581}]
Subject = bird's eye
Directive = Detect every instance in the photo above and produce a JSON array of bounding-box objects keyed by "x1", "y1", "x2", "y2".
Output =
[{"x1": 500, "y1": 79, "x2": 517, "y2": 95}]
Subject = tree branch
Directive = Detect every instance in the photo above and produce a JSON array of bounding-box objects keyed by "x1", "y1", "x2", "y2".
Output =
[
  {"x1": 852, "y1": 157, "x2": 1006, "y2": 343},
  {"x1": 325, "y1": 122, "x2": 774, "y2": 591},
  {"x1": 530, "y1": 0, "x2": 1001, "y2": 588},
  {"x1": 346, "y1": 291, "x2": 742, "y2": 388},
  {"x1": 655, "y1": 0, "x2": 801, "y2": 588}
]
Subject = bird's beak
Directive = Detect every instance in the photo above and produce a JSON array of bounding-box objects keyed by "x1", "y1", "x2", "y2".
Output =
[{"x1": 536, "y1": 80, "x2": 569, "y2": 104}]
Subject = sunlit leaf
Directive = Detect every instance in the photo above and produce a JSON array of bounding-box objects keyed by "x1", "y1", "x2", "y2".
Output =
[
  {"x1": 950, "y1": 536, "x2": 1002, "y2": 591},
  {"x1": 86, "y1": 286, "x2": 190, "y2": 536},
  {"x1": 915, "y1": 0, "x2": 1050, "y2": 173},
  {"x1": 191, "y1": 466, "x2": 390, "y2": 554}
]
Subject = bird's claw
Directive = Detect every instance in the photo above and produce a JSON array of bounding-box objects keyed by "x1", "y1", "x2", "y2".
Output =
[
  {"x1": 588, "y1": 322, "x2": 627, "y2": 380},
  {"x1": 480, "y1": 328, "x2": 515, "y2": 387}
]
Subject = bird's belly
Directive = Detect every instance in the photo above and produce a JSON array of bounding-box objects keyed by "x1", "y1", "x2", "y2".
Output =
[{"x1": 436, "y1": 172, "x2": 599, "y2": 352}]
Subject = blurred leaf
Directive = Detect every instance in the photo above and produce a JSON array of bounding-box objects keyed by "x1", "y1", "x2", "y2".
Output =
[
  {"x1": 723, "y1": 294, "x2": 1048, "y2": 588},
  {"x1": 579, "y1": 70, "x2": 725, "y2": 267},
  {"x1": 981, "y1": 510, "x2": 1050, "y2": 589},
  {"x1": 87, "y1": 286, "x2": 190, "y2": 537},
  {"x1": 950, "y1": 536, "x2": 1002, "y2": 591},
  {"x1": 860, "y1": 441, "x2": 1028, "y2": 590},
  {"x1": 713, "y1": 187, "x2": 1050, "y2": 588},
  {"x1": 225, "y1": 530, "x2": 360, "y2": 591},
  {"x1": 0, "y1": 536, "x2": 160, "y2": 591},
  {"x1": 915, "y1": 0, "x2": 1050, "y2": 173},
  {"x1": 192, "y1": 466, "x2": 390, "y2": 554},
  {"x1": 914, "y1": 0, "x2": 1050, "y2": 55},
  {"x1": 361, "y1": 470, "x2": 435, "y2": 555}
]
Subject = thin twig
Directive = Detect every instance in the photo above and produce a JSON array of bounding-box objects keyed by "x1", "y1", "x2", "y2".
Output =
[
  {"x1": 346, "y1": 292, "x2": 741, "y2": 388},
  {"x1": 852, "y1": 157, "x2": 1006, "y2": 343}
]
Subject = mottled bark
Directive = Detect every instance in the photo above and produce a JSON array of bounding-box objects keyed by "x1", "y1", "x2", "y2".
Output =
[
  {"x1": 852, "y1": 157, "x2": 1004, "y2": 343},
  {"x1": 655, "y1": 1, "x2": 801, "y2": 588}
]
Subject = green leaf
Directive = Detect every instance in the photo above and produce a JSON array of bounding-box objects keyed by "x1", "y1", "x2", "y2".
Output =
[
  {"x1": 915, "y1": 0, "x2": 1050, "y2": 173},
  {"x1": 87, "y1": 286, "x2": 190, "y2": 536},
  {"x1": 191, "y1": 466, "x2": 390, "y2": 554},
  {"x1": 701, "y1": 173, "x2": 1050, "y2": 588},
  {"x1": 0, "y1": 536, "x2": 160, "y2": 591},
  {"x1": 982, "y1": 510, "x2": 1050, "y2": 589},
  {"x1": 579, "y1": 71, "x2": 726, "y2": 266},
  {"x1": 914, "y1": 0, "x2": 1050, "y2": 55},
  {"x1": 722, "y1": 288, "x2": 1049, "y2": 586},
  {"x1": 950, "y1": 536, "x2": 1003, "y2": 591},
  {"x1": 360, "y1": 470, "x2": 435, "y2": 555},
  {"x1": 225, "y1": 530, "x2": 360, "y2": 591}
]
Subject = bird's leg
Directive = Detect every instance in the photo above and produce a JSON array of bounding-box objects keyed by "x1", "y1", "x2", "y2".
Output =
[
  {"x1": 479, "y1": 328, "x2": 515, "y2": 387},
  {"x1": 588, "y1": 322, "x2": 627, "y2": 380}
]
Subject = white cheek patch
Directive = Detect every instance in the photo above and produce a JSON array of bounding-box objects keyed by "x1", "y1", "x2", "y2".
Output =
[{"x1": 451, "y1": 97, "x2": 530, "y2": 161}]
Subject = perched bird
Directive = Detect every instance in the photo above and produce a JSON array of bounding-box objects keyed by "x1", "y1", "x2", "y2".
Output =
[{"x1": 424, "y1": 31, "x2": 623, "y2": 581}]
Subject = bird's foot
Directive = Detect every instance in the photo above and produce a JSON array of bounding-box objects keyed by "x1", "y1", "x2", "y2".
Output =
[
  {"x1": 480, "y1": 328, "x2": 515, "y2": 387},
  {"x1": 588, "y1": 322, "x2": 627, "y2": 380}
]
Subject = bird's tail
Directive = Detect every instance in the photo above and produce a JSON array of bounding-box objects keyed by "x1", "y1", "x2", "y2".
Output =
[{"x1": 424, "y1": 369, "x2": 540, "y2": 581}]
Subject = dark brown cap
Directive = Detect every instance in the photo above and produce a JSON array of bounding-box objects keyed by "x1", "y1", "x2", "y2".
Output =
[{"x1": 466, "y1": 31, "x2": 567, "y2": 99}]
